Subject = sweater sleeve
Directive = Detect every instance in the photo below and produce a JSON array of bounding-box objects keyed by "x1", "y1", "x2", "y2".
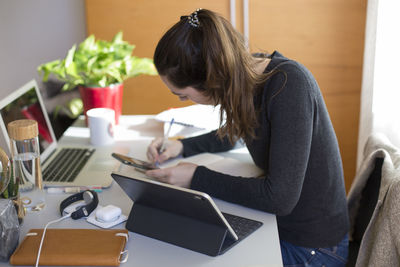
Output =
[
  {"x1": 181, "y1": 130, "x2": 235, "y2": 157},
  {"x1": 190, "y1": 64, "x2": 315, "y2": 216}
]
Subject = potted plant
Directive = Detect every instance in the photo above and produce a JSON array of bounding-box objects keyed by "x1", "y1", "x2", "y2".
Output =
[{"x1": 38, "y1": 31, "x2": 157, "y2": 124}]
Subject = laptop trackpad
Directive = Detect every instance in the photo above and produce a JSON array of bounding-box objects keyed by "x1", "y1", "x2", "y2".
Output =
[
  {"x1": 88, "y1": 157, "x2": 118, "y2": 171},
  {"x1": 88, "y1": 147, "x2": 127, "y2": 172}
]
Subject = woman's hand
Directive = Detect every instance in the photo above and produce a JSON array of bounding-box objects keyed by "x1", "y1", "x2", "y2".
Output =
[
  {"x1": 147, "y1": 138, "x2": 183, "y2": 163},
  {"x1": 145, "y1": 162, "x2": 197, "y2": 188}
]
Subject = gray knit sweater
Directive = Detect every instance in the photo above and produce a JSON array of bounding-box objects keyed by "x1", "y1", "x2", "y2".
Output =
[{"x1": 181, "y1": 51, "x2": 349, "y2": 248}]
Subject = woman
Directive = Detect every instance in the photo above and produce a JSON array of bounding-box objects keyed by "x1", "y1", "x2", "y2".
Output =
[{"x1": 146, "y1": 9, "x2": 349, "y2": 266}]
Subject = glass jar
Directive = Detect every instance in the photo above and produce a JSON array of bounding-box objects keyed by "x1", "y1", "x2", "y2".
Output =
[{"x1": 8, "y1": 120, "x2": 45, "y2": 212}]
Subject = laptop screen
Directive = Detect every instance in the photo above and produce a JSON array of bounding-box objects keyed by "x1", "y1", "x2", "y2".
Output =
[{"x1": 0, "y1": 81, "x2": 55, "y2": 155}]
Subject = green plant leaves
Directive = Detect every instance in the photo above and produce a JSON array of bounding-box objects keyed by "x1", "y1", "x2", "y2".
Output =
[
  {"x1": 1, "y1": 159, "x2": 18, "y2": 199},
  {"x1": 128, "y1": 57, "x2": 158, "y2": 77},
  {"x1": 37, "y1": 31, "x2": 157, "y2": 90},
  {"x1": 53, "y1": 98, "x2": 83, "y2": 119}
]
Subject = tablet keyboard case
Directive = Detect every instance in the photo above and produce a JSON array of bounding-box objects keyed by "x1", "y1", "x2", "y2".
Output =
[{"x1": 127, "y1": 203, "x2": 262, "y2": 256}]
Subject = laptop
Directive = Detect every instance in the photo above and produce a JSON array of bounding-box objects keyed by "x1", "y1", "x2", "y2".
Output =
[
  {"x1": 111, "y1": 172, "x2": 263, "y2": 256},
  {"x1": 0, "y1": 80, "x2": 114, "y2": 188}
]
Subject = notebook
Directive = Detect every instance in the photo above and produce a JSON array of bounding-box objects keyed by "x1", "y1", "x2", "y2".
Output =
[
  {"x1": 111, "y1": 172, "x2": 263, "y2": 256},
  {"x1": 0, "y1": 80, "x2": 113, "y2": 188},
  {"x1": 155, "y1": 104, "x2": 222, "y2": 130}
]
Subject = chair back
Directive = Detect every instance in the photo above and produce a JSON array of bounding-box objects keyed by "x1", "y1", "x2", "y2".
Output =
[{"x1": 346, "y1": 157, "x2": 383, "y2": 267}]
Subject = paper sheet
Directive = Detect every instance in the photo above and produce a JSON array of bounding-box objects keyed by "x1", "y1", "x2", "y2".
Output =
[{"x1": 155, "y1": 104, "x2": 223, "y2": 130}]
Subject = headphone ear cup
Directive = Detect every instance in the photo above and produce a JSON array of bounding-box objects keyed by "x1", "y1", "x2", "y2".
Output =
[
  {"x1": 60, "y1": 191, "x2": 84, "y2": 216},
  {"x1": 74, "y1": 190, "x2": 99, "y2": 219},
  {"x1": 83, "y1": 191, "x2": 94, "y2": 204},
  {"x1": 70, "y1": 207, "x2": 84, "y2": 220}
]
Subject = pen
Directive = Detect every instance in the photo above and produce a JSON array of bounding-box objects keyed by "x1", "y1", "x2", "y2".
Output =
[
  {"x1": 159, "y1": 118, "x2": 175, "y2": 153},
  {"x1": 47, "y1": 186, "x2": 102, "y2": 194}
]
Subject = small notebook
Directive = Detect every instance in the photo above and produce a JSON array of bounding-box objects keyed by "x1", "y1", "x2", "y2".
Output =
[{"x1": 10, "y1": 229, "x2": 129, "y2": 266}]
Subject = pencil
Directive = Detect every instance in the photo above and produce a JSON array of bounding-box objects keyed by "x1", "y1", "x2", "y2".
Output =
[{"x1": 159, "y1": 118, "x2": 174, "y2": 153}]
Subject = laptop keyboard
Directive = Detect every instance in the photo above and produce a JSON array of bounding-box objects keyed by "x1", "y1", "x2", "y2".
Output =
[{"x1": 43, "y1": 148, "x2": 95, "y2": 183}]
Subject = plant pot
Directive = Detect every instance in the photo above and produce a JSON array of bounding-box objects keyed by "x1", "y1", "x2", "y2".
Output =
[{"x1": 79, "y1": 83, "x2": 123, "y2": 125}]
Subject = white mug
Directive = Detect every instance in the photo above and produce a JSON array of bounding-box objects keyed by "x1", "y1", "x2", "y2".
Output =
[{"x1": 87, "y1": 108, "x2": 115, "y2": 146}]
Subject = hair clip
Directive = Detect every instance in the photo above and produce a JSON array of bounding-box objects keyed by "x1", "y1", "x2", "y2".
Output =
[{"x1": 188, "y1": 8, "x2": 202, "y2": 28}]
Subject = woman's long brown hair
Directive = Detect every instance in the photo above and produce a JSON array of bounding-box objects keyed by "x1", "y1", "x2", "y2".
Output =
[{"x1": 154, "y1": 9, "x2": 271, "y2": 143}]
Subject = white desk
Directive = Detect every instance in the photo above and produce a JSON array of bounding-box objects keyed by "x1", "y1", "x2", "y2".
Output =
[{"x1": 1, "y1": 115, "x2": 283, "y2": 267}]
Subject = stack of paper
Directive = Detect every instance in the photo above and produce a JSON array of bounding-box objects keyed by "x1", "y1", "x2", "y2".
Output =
[{"x1": 155, "y1": 104, "x2": 223, "y2": 131}]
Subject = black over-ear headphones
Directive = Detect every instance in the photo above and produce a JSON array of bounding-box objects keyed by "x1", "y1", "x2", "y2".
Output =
[{"x1": 59, "y1": 190, "x2": 99, "y2": 220}]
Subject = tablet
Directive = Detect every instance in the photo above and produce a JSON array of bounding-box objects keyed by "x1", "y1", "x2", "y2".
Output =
[
  {"x1": 112, "y1": 172, "x2": 237, "y2": 239},
  {"x1": 111, "y1": 153, "x2": 159, "y2": 170},
  {"x1": 111, "y1": 172, "x2": 263, "y2": 256}
]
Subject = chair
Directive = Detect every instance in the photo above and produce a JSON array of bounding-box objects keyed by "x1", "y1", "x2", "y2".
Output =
[
  {"x1": 346, "y1": 157, "x2": 383, "y2": 267},
  {"x1": 347, "y1": 133, "x2": 400, "y2": 267}
]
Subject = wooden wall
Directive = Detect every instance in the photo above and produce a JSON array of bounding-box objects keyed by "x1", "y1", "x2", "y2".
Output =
[
  {"x1": 85, "y1": 0, "x2": 367, "y2": 191},
  {"x1": 247, "y1": 0, "x2": 367, "y2": 191},
  {"x1": 85, "y1": 0, "x2": 232, "y2": 114}
]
